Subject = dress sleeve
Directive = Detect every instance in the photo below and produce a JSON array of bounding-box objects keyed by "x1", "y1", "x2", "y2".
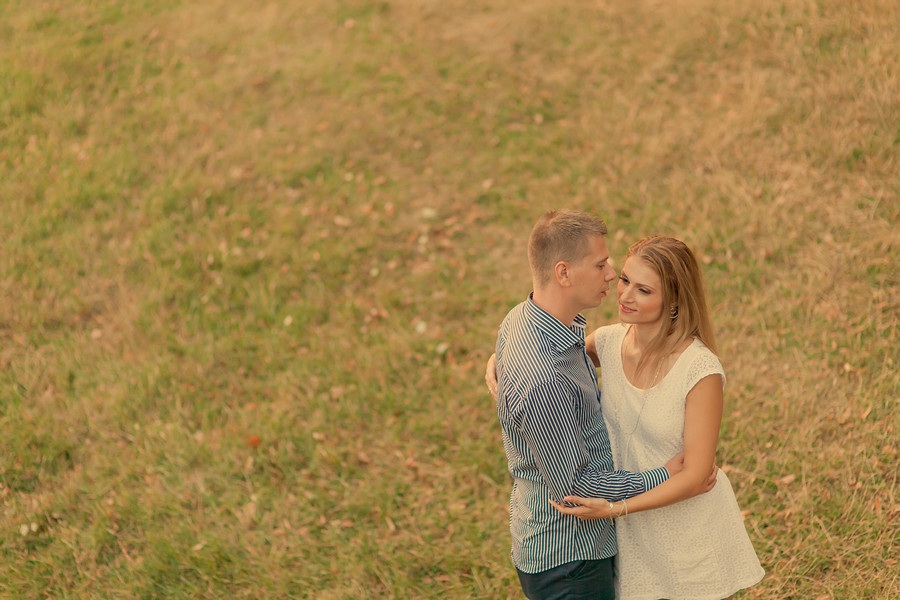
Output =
[
  {"x1": 593, "y1": 325, "x2": 613, "y2": 360},
  {"x1": 684, "y1": 346, "x2": 726, "y2": 396}
]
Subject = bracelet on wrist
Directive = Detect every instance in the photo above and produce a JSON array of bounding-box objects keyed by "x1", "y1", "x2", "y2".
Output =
[{"x1": 607, "y1": 499, "x2": 628, "y2": 518}]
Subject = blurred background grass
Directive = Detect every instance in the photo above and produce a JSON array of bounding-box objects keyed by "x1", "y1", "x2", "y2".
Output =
[{"x1": 1, "y1": 0, "x2": 897, "y2": 598}]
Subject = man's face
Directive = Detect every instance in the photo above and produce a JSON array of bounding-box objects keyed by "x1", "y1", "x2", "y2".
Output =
[{"x1": 566, "y1": 235, "x2": 618, "y2": 311}]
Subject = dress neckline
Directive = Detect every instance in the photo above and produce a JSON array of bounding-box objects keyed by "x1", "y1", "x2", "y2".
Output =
[{"x1": 618, "y1": 325, "x2": 696, "y2": 392}]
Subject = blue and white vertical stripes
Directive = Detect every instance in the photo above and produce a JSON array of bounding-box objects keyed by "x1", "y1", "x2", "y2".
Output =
[{"x1": 495, "y1": 296, "x2": 669, "y2": 574}]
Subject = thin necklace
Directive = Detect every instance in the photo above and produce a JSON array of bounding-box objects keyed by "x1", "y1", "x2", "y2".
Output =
[
  {"x1": 620, "y1": 325, "x2": 663, "y2": 436},
  {"x1": 625, "y1": 325, "x2": 664, "y2": 388}
]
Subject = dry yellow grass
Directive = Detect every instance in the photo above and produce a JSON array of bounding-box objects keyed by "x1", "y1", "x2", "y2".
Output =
[{"x1": 0, "y1": 0, "x2": 896, "y2": 598}]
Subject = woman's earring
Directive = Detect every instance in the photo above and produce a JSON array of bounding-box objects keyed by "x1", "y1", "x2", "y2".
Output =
[{"x1": 670, "y1": 306, "x2": 678, "y2": 320}]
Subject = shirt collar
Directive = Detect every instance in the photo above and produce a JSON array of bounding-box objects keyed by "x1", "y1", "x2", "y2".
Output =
[{"x1": 525, "y1": 294, "x2": 586, "y2": 351}]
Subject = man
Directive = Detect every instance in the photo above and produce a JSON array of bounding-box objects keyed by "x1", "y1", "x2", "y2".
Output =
[{"x1": 493, "y1": 210, "x2": 683, "y2": 600}]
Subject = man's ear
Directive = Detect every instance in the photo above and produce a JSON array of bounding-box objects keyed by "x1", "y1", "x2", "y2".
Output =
[{"x1": 553, "y1": 261, "x2": 571, "y2": 287}]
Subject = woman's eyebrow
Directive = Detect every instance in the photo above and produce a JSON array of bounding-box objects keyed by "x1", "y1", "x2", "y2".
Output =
[{"x1": 621, "y1": 270, "x2": 656, "y2": 290}]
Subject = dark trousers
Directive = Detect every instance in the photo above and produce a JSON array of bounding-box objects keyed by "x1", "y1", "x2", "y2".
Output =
[{"x1": 516, "y1": 558, "x2": 615, "y2": 600}]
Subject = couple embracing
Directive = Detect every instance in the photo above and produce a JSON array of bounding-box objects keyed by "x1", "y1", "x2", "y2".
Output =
[{"x1": 485, "y1": 210, "x2": 764, "y2": 600}]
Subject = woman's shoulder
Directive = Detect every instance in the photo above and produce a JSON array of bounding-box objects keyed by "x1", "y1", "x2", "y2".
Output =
[
  {"x1": 594, "y1": 322, "x2": 627, "y2": 349},
  {"x1": 681, "y1": 338, "x2": 726, "y2": 387},
  {"x1": 688, "y1": 338, "x2": 721, "y2": 363},
  {"x1": 595, "y1": 322, "x2": 627, "y2": 337}
]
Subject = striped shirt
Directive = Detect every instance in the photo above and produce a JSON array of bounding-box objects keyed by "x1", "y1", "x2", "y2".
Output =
[{"x1": 495, "y1": 295, "x2": 669, "y2": 574}]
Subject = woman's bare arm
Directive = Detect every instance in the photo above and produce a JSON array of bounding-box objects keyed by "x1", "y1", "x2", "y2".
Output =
[
  {"x1": 585, "y1": 329, "x2": 600, "y2": 367},
  {"x1": 551, "y1": 374, "x2": 722, "y2": 519},
  {"x1": 485, "y1": 353, "x2": 498, "y2": 399}
]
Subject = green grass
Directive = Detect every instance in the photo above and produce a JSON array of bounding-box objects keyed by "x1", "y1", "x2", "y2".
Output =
[{"x1": 1, "y1": 0, "x2": 898, "y2": 598}]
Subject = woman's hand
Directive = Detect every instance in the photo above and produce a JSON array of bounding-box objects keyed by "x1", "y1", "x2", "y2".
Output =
[
  {"x1": 485, "y1": 353, "x2": 498, "y2": 399},
  {"x1": 549, "y1": 496, "x2": 624, "y2": 520}
]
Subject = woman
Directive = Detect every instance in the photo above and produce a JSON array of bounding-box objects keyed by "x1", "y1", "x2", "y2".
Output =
[{"x1": 487, "y1": 235, "x2": 764, "y2": 599}]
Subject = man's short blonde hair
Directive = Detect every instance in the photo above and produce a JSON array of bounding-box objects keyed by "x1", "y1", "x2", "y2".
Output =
[{"x1": 528, "y1": 209, "x2": 608, "y2": 287}]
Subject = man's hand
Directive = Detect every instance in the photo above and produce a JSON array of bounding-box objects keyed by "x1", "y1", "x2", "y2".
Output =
[
  {"x1": 703, "y1": 463, "x2": 719, "y2": 493},
  {"x1": 485, "y1": 353, "x2": 498, "y2": 399},
  {"x1": 549, "y1": 496, "x2": 615, "y2": 521},
  {"x1": 665, "y1": 452, "x2": 719, "y2": 492},
  {"x1": 665, "y1": 452, "x2": 685, "y2": 476}
]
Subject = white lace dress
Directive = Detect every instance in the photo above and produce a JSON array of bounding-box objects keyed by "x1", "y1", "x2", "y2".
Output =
[{"x1": 595, "y1": 324, "x2": 765, "y2": 600}]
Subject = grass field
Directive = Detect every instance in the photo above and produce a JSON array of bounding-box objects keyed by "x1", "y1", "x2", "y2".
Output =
[{"x1": 1, "y1": 0, "x2": 897, "y2": 598}]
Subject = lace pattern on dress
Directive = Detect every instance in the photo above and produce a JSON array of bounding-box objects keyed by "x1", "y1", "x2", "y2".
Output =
[{"x1": 683, "y1": 345, "x2": 726, "y2": 397}]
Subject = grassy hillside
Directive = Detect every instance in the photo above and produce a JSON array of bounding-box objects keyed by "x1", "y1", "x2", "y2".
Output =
[{"x1": 1, "y1": 0, "x2": 897, "y2": 598}]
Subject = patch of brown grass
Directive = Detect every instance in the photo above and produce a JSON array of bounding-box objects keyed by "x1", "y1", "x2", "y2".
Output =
[{"x1": 0, "y1": 0, "x2": 896, "y2": 598}]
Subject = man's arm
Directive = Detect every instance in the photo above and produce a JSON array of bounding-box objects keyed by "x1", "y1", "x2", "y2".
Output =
[
  {"x1": 520, "y1": 379, "x2": 670, "y2": 504},
  {"x1": 551, "y1": 375, "x2": 723, "y2": 519}
]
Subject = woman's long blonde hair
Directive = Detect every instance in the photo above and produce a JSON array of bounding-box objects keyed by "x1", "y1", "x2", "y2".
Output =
[{"x1": 626, "y1": 235, "x2": 717, "y2": 379}]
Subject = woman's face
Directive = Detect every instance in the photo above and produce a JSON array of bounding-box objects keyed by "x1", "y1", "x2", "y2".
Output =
[{"x1": 617, "y1": 255, "x2": 666, "y2": 328}]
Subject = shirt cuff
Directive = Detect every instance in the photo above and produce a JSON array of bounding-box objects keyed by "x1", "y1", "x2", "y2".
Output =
[{"x1": 640, "y1": 466, "x2": 670, "y2": 491}]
